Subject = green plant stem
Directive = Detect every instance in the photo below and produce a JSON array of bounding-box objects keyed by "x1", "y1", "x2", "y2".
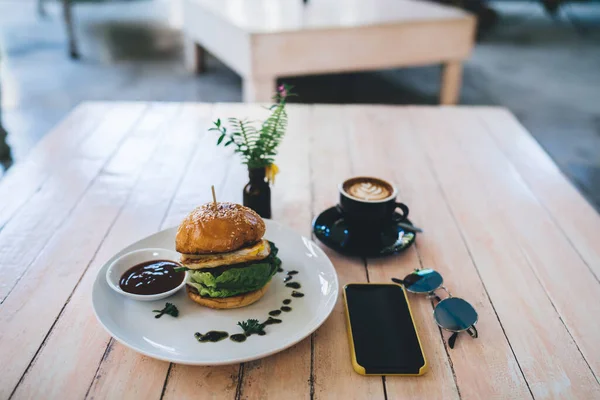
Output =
[{"x1": 262, "y1": 103, "x2": 284, "y2": 156}]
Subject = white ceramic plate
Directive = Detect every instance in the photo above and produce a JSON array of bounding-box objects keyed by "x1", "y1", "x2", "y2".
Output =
[{"x1": 92, "y1": 220, "x2": 339, "y2": 365}]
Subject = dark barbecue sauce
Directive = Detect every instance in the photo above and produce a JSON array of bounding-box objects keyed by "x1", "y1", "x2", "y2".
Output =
[
  {"x1": 119, "y1": 260, "x2": 184, "y2": 295},
  {"x1": 287, "y1": 270, "x2": 299, "y2": 275},
  {"x1": 230, "y1": 334, "x2": 247, "y2": 343},
  {"x1": 285, "y1": 282, "x2": 301, "y2": 289},
  {"x1": 280, "y1": 306, "x2": 292, "y2": 312},
  {"x1": 269, "y1": 310, "x2": 282, "y2": 316},
  {"x1": 291, "y1": 291, "x2": 304, "y2": 298},
  {"x1": 283, "y1": 275, "x2": 293, "y2": 283},
  {"x1": 195, "y1": 331, "x2": 229, "y2": 343},
  {"x1": 283, "y1": 299, "x2": 291, "y2": 305}
]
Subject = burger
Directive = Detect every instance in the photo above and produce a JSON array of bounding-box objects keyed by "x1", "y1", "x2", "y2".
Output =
[{"x1": 175, "y1": 202, "x2": 281, "y2": 309}]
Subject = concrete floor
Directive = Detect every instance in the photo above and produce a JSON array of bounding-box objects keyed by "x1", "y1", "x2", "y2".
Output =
[{"x1": 1, "y1": 0, "x2": 599, "y2": 209}]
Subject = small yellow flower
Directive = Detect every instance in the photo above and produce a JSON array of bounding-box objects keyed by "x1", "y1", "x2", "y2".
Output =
[{"x1": 265, "y1": 163, "x2": 279, "y2": 185}]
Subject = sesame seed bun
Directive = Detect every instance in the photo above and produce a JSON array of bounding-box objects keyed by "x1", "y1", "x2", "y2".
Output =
[{"x1": 176, "y1": 202, "x2": 266, "y2": 255}]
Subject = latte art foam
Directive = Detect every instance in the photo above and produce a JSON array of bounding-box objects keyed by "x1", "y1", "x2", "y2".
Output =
[{"x1": 343, "y1": 178, "x2": 393, "y2": 201}]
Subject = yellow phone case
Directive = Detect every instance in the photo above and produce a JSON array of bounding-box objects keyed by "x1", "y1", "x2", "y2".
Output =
[{"x1": 343, "y1": 283, "x2": 428, "y2": 376}]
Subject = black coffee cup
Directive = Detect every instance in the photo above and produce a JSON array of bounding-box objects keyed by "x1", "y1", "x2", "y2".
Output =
[{"x1": 338, "y1": 177, "x2": 409, "y2": 235}]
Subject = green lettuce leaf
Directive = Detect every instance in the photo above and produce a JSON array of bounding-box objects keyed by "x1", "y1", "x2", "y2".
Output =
[{"x1": 187, "y1": 242, "x2": 281, "y2": 298}]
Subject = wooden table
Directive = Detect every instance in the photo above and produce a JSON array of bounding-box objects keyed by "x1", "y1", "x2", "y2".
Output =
[
  {"x1": 2, "y1": 103, "x2": 600, "y2": 400},
  {"x1": 183, "y1": 0, "x2": 475, "y2": 104}
]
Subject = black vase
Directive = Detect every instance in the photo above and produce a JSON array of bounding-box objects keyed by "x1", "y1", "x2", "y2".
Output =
[{"x1": 243, "y1": 167, "x2": 271, "y2": 218}]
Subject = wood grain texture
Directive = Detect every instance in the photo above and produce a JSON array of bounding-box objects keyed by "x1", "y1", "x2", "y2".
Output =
[
  {"x1": 252, "y1": 19, "x2": 474, "y2": 78},
  {"x1": 444, "y1": 108, "x2": 600, "y2": 381},
  {"x1": 164, "y1": 104, "x2": 315, "y2": 400},
  {"x1": 0, "y1": 105, "x2": 149, "y2": 400},
  {"x1": 162, "y1": 103, "x2": 242, "y2": 228},
  {"x1": 410, "y1": 107, "x2": 600, "y2": 399},
  {"x1": 90, "y1": 104, "x2": 272, "y2": 400},
  {"x1": 9, "y1": 104, "x2": 185, "y2": 400},
  {"x1": 4, "y1": 103, "x2": 600, "y2": 399},
  {"x1": 476, "y1": 108, "x2": 600, "y2": 282},
  {"x1": 85, "y1": 104, "x2": 212, "y2": 400},
  {"x1": 238, "y1": 105, "x2": 313, "y2": 399},
  {"x1": 367, "y1": 106, "x2": 531, "y2": 399},
  {"x1": 309, "y1": 106, "x2": 385, "y2": 400},
  {"x1": 162, "y1": 364, "x2": 240, "y2": 400},
  {"x1": 0, "y1": 103, "x2": 112, "y2": 230},
  {"x1": 160, "y1": 103, "x2": 251, "y2": 400},
  {"x1": 0, "y1": 104, "x2": 147, "y2": 302},
  {"x1": 87, "y1": 350, "x2": 170, "y2": 400},
  {"x1": 345, "y1": 106, "x2": 459, "y2": 399}
]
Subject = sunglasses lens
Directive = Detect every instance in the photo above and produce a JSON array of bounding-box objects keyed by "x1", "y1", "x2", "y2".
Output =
[
  {"x1": 434, "y1": 298, "x2": 478, "y2": 331},
  {"x1": 403, "y1": 269, "x2": 443, "y2": 293}
]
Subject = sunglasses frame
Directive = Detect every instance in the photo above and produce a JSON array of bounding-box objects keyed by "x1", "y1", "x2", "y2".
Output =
[{"x1": 393, "y1": 269, "x2": 478, "y2": 349}]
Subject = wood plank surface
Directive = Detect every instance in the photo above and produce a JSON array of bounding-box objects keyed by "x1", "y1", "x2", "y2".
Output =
[
  {"x1": 410, "y1": 107, "x2": 600, "y2": 399},
  {"x1": 476, "y1": 108, "x2": 600, "y2": 282},
  {"x1": 345, "y1": 106, "x2": 459, "y2": 399},
  {"x1": 90, "y1": 103, "x2": 251, "y2": 400},
  {"x1": 357, "y1": 106, "x2": 531, "y2": 399},
  {"x1": 85, "y1": 104, "x2": 213, "y2": 400},
  {"x1": 161, "y1": 104, "x2": 259, "y2": 400},
  {"x1": 161, "y1": 104, "x2": 241, "y2": 228},
  {"x1": 9, "y1": 104, "x2": 185, "y2": 400},
  {"x1": 0, "y1": 104, "x2": 150, "y2": 399},
  {"x1": 237, "y1": 105, "x2": 313, "y2": 399},
  {"x1": 253, "y1": 19, "x2": 474, "y2": 78},
  {"x1": 445, "y1": 108, "x2": 600, "y2": 381},
  {"x1": 158, "y1": 104, "x2": 246, "y2": 400},
  {"x1": 163, "y1": 103, "x2": 314, "y2": 400},
  {"x1": 0, "y1": 103, "x2": 112, "y2": 230},
  {"x1": 309, "y1": 106, "x2": 385, "y2": 400},
  {"x1": 0, "y1": 104, "x2": 147, "y2": 302},
  {"x1": 2, "y1": 102, "x2": 600, "y2": 400}
]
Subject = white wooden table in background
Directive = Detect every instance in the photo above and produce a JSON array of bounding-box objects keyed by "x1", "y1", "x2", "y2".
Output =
[
  {"x1": 183, "y1": 0, "x2": 475, "y2": 104},
  {"x1": 1, "y1": 103, "x2": 600, "y2": 399}
]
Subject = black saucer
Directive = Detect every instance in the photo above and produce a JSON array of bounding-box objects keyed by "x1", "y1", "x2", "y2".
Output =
[{"x1": 312, "y1": 206, "x2": 417, "y2": 258}]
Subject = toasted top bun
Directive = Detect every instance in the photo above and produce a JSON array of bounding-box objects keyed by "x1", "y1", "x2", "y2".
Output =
[
  {"x1": 176, "y1": 202, "x2": 265, "y2": 254},
  {"x1": 186, "y1": 282, "x2": 270, "y2": 309},
  {"x1": 181, "y1": 239, "x2": 270, "y2": 270}
]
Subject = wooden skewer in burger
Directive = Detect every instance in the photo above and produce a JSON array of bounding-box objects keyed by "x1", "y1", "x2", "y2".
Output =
[{"x1": 175, "y1": 187, "x2": 281, "y2": 309}]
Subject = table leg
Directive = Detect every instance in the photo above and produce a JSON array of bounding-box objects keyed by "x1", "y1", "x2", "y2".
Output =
[
  {"x1": 62, "y1": 0, "x2": 79, "y2": 59},
  {"x1": 37, "y1": 0, "x2": 46, "y2": 17},
  {"x1": 243, "y1": 77, "x2": 276, "y2": 103},
  {"x1": 0, "y1": 71, "x2": 8, "y2": 166},
  {"x1": 440, "y1": 61, "x2": 463, "y2": 105},
  {"x1": 184, "y1": 38, "x2": 205, "y2": 74},
  {"x1": 0, "y1": 123, "x2": 12, "y2": 169}
]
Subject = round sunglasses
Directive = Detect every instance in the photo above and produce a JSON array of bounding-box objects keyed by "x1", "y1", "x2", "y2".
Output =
[{"x1": 392, "y1": 269, "x2": 478, "y2": 349}]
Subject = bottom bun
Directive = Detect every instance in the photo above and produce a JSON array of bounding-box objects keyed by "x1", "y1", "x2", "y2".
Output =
[{"x1": 186, "y1": 282, "x2": 271, "y2": 309}]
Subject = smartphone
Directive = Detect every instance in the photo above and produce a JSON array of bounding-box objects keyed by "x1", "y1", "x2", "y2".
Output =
[{"x1": 343, "y1": 283, "x2": 427, "y2": 376}]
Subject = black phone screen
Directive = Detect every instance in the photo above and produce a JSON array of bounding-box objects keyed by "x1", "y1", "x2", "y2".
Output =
[{"x1": 344, "y1": 284, "x2": 425, "y2": 375}]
